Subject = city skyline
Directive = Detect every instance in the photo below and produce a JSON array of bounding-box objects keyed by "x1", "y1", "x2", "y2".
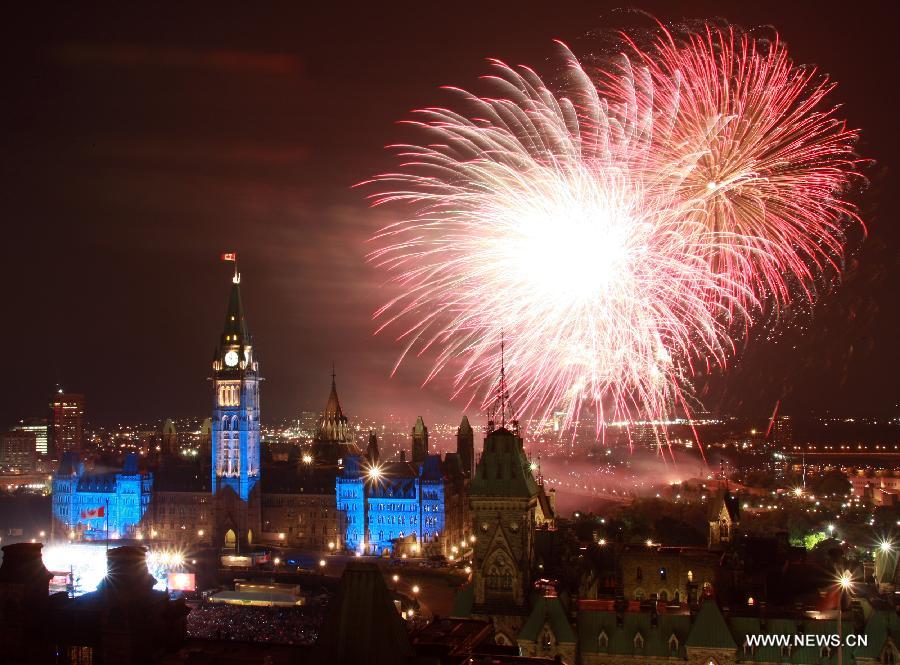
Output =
[{"x1": 3, "y1": 1, "x2": 898, "y2": 427}]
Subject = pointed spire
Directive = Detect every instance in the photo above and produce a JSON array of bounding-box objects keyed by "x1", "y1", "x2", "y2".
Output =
[
  {"x1": 488, "y1": 332, "x2": 516, "y2": 433},
  {"x1": 221, "y1": 277, "x2": 250, "y2": 347},
  {"x1": 324, "y1": 370, "x2": 343, "y2": 419},
  {"x1": 458, "y1": 415, "x2": 473, "y2": 434}
]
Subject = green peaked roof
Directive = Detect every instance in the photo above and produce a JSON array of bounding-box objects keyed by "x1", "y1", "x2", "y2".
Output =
[
  {"x1": 310, "y1": 562, "x2": 413, "y2": 665},
  {"x1": 221, "y1": 279, "x2": 250, "y2": 347},
  {"x1": 451, "y1": 584, "x2": 475, "y2": 618},
  {"x1": 470, "y1": 427, "x2": 539, "y2": 498},
  {"x1": 686, "y1": 600, "x2": 736, "y2": 649},
  {"x1": 519, "y1": 596, "x2": 577, "y2": 644}
]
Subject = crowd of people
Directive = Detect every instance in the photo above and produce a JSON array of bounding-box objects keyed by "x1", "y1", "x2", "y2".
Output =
[{"x1": 187, "y1": 602, "x2": 327, "y2": 645}]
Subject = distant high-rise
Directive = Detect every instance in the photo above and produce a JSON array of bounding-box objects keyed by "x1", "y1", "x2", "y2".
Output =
[
  {"x1": 457, "y1": 415, "x2": 474, "y2": 478},
  {"x1": 411, "y1": 416, "x2": 429, "y2": 464},
  {"x1": 48, "y1": 389, "x2": 84, "y2": 458},
  {"x1": 0, "y1": 431, "x2": 37, "y2": 470},
  {"x1": 13, "y1": 418, "x2": 48, "y2": 455}
]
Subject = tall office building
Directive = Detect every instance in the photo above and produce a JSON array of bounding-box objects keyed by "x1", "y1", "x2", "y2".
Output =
[
  {"x1": 49, "y1": 390, "x2": 84, "y2": 458},
  {"x1": 0, "y1": 431, "x2": 37, "y2": 470},
  {"x1": 13, "y1": 418, "x2": 49, "y2": 455}
]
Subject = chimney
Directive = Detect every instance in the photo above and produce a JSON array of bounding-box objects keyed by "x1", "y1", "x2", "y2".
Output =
[
  {"x1": 0, "y1": 542, "x2": 53, "y2": 661},
  {"x1": 98, "y1": 546, "x2": 156, "y2": 597}
]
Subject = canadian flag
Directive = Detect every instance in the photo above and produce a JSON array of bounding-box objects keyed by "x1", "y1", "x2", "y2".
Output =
[
  {"x1": 80, "y1": 506, "x2": 105, "y2": 519},
  {"x1": 221, "y1": 252, "x2": 236, "y2": 262}
]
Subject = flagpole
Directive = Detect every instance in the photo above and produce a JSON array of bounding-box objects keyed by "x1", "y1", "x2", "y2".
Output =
[{"x1": 105, "y1": 497, "x2": 109, "y2": 553}]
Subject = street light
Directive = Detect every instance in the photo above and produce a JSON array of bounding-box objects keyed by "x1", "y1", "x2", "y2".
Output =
[
  {"x1": 837, "y1": 570, "x2": 853, "y2": 665},
  {"x1": 412, "y1": 585, "x2": 420, "y2": 594},
  {"x1": 880, "y1": 539, "x2": 893, "y2": 554},
  {"x1": 318, "y1": 559, "x2": 326, "y2": 568}
]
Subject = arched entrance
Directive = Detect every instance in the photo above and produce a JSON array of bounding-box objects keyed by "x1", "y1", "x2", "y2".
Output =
[{"x1": 224, "y1": 529, "x2": 236, "y2": 549}]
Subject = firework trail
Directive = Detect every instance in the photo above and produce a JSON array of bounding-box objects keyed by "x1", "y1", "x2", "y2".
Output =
[{"x1": 361, "y1": 22, "x2": 861, "y2": 446}]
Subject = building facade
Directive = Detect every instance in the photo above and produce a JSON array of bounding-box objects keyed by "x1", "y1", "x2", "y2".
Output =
[
  {"x1": 51, "y1": 452, "x2": 153, "y2": 540},
  {"x1": 0, "y1": 430, "x2": 37, "y2": 471},
  {"x1": 49, "y1": 390, "x2": 84, "y2": 458},
  {"x1": 50, "y1": 268, "x2": 465, "y2": 556},
  {"x1": 12, "y1": 418, "x2": 48, "y2": 456},
  {"x1": 209, "y1": 270, "x2": 263, "y2": 550}
]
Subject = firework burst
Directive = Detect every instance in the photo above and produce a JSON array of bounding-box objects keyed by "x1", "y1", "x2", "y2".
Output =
[{"x1": 362, "y1": 23, "x2": 861, "y2": 444}]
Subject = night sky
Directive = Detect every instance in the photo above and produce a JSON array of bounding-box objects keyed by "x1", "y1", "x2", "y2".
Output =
[{"x1": 2, "y1": 1, "x2": 898, "y2": 426}]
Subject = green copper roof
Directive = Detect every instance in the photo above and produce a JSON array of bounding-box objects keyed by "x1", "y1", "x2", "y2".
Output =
[
  {"x1": 731, "y1": 615, "x2": 855, "y2": 663},
  {"x1": 519, "y1": 596, "x2": 576, "y2": 644},
  {"x1": 577, "y1": 609, "x2": 691, "y2": 657},
  {"x1": 451, "y1": 584, "x2": 475, "y2": 618},
  {"x1": 470, "y1": 427, "x2": 539, "y2": 498},
  {"x1": 686, "y1": 600, "x2": 737, "y2": 649},
  {"x1": 221, "y1": 280, "x2": 250, "y2": 347},
  {"x1": 855, "y1": 608, "x2": 900, "y2": 659},
  {"x1": 309, "y1": 562, "x2": 412, "y2": 665}
]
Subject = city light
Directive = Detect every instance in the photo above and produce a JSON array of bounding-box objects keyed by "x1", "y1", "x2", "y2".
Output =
[
  {"x1": 838, "y1": 571, "x2": 853, "y2": 591},
  {"x1": 412, "y1": 585, "x2": 420, "y2": 594},
  {"x1": 319, "y1": 559, "x2": 326, "y2": 567},
  {"x1": 880, "y1": 540, "x2": 894, "y2": 554},
  {"x1": 302, "y1": 453, "x2": 313, "y2": 464},
  {"x1": 367, "y1": 464, "x2": 383, "y2": 481}
]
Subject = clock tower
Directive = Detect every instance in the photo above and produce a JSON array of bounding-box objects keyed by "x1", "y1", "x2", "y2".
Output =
[{"x1": 210, "y1": 268, "x2": 261, "y2": 549}]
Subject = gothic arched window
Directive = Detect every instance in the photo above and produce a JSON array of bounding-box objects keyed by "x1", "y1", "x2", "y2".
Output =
[{"x1": 485, "y1": 551, "x2": 514, "y2": 593}]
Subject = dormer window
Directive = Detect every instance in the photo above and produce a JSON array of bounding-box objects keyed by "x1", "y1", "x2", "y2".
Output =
[
  {"x1": 598, "y1": 631, "x2": 609, "y2": 649},
  {"x1": 634, "y1": 633, "x2": 644, "y2": 650},
  {"x1": 668, "y1": 634, "x2": 679, "y2": 652}
]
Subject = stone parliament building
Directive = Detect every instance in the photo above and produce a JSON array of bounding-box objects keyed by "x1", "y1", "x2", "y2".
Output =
[{"x1": 51, "y1": 271, "x2": 480, "y2": 558}]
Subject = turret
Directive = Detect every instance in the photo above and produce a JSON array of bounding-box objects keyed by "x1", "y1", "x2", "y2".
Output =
[
  {"x1": 366, "y1": 430, "x2": 379, "y2": 465},
  {"x1": 457, "y1": 415, "x2": 474, "y2": 478},
  {"x1": 411, "y1": 416, "x2": 428, "y2": 464}
]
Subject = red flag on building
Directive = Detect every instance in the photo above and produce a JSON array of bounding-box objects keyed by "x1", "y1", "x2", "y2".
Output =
[
  {"x1": 221, "y1": 252, "x2": 236, "y2": 262},
  {"x1": 80, "y1": 506, "x2": 105, "y2": 519}
]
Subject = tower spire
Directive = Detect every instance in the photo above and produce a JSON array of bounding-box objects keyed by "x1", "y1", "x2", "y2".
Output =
[{"x1": 488, "y1": 332, "x2": 516, "y2": 433}]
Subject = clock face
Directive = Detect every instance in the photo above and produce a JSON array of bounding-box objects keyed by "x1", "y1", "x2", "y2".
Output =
[{"x1": 224, "y1": 350, "x2": 239, "y2": 367}]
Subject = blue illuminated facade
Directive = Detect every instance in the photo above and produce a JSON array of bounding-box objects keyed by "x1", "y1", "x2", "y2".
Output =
[
  {"x1": 336, "y1": 454, "x2": 445, "y2": 554},
  {"x1": 210, "y1": 272, "x2": 261, "y2": 502},
  {"x1": 51, "y1": 452, "x2": 153, "y2": 540}
]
